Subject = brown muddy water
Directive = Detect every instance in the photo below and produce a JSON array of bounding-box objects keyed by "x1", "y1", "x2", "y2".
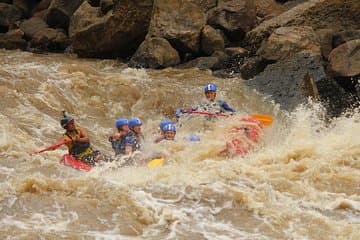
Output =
[{"x1": 0, "y1": 50, "x2": 359, "y2": 240}]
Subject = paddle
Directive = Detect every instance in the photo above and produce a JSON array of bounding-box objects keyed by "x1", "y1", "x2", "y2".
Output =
[
  {"x1": 184, "y1": 110, "x2": 273, "y2": 126},
  {"x1": 147, "y1": 157, "x2": 164, "y2": 168},
  {"x1": 30, "y1": 139, "x2": 69, "y2": 156}
]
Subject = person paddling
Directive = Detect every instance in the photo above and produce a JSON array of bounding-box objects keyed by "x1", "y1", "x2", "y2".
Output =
[
  {"x1": 176, "y1": 83, "x2": 235, "y2": 120},
  {"x1": 60, "y1": 111, "x2": 103, "y2": 166},
  {"x1": 109, "y1": 118, "x2": 129, "y2": 156},
  {"x1": 124, "y1": 117, "x2": 144, "y2": 155}
]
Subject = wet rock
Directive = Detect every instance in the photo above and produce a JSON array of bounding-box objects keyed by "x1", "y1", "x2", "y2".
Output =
[
  {"x1": 148, "y1": 0, "x2": 206, "y2": 56},
  {"x1": 328, "y1": 40, "x2": 360, "y2": 77},
  {"x1": 239, "y1": 55, "x2": 270, "y2": 80},
  {"x1": 129, "y1": 37, "x2": 180, "y2": 69},
  {"x1": 178, "y1": 56, "x2": 220, "y2": 70},
  {"x1": 207, "y1": 0, "x2": 256, "y2": 41},
  {"x1": 70, "y1": 0, "x2": 153, "y2": 58},
  {"x1": 201, "y1": 25, "x2": 225, "y2": 55},
  {"x1": 257, "y1": 26, "x2": 321, "y2": 61}
]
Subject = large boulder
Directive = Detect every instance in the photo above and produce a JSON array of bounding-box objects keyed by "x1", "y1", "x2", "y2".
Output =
[
  {"x1": 148, "y1": 0, "x2": 206, "y2": 56},
  {"x1": 328, "y1": 40, "x2": 360, "y2": 77},
  {"x1": 69, "y1": 0, "x2": 153, "y2": 58},
  {"x1": 129, "y1": 37, "x2": 180, "y2": 69},
  {"x1": 201, "y1": 25, "x2": 225, "y2": 55},
  {"x1": 45, "y1": 0, "x2": 85, "y2": 30},
  {"x1": 207, "y1": 0, "x2": 256, "y2": 41},
  {"x1": 245, "y1": 0, "x2": 359, "y2": 51},
  {"x1": 257, "y1": 26, "x2": 321, "y2": 61},
  {"x1": 0, "y1": 3, "x2": 23, "y2": 32},
  {"x1": 19, "y1": 17, "x2": 48, "y2": 39}
]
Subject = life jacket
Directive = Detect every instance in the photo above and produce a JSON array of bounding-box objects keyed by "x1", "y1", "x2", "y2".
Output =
[
  {"x1": 64, "y1": 128, "x2": 93, "y2": 159},
  {"x1": 110, "y1": 135, "x2": 127, "y2": 156},
  {"x1": 125, "y1": 131, "x2": 141, "y2": 151}
]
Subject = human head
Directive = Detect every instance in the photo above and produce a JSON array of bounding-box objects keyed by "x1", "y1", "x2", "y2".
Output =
[
  {"x1": 128, "y1": 117, "x2": 142, "y2": 133},
  {"x1": 159, "y1": 119, "x2": 173, "y2": 132},
  {"x1": 163, "y1": 123, "x2": 176, "y2": 140},
  {"x1": 60, "y1": 113, "x2": 74, "y2": 130},
  {"x1": 115, "y1": 118, "x2": 129, "y2": 131},
  {"x1": 204, "y1": 83, "x2": 217, "y2": 101}
]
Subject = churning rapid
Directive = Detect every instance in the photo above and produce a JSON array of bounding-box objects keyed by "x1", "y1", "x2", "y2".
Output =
[{"x1": 0, "y1": 49, "x2": 359, "y2": 239}]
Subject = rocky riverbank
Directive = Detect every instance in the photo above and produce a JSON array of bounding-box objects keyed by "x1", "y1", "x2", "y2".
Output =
[{"x1": 0, "y1": 0, "x2": 359, "y2": 116}]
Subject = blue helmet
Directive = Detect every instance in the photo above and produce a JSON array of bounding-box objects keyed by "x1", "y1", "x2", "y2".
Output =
[
  {"x1": 128, "y1": 117, "x2": 142, "y2": 128},
  {"x1": 159, "y1": 119, "x2": 173, "y2": 131},
  {"x1": 204, "y1": 83, "x2": 217, "y2": 93},
  {"x1": 188, "y1": 134, "x2": 200, "y2": 142},
  {"x1": 115, "y1": 118, "x2": 128, "y2": 129},
  {"x1": 163, "y1": 123, "x2": 176, "y2": 132}
]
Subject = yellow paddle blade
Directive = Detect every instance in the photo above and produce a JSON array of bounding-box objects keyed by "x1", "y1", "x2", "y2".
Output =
[
  {"x1": 251, "y1": 114, "x2": 273, "y2": 126},
  {"x1": 147, "y1": 158, "x2": 164, "y2": 168}
]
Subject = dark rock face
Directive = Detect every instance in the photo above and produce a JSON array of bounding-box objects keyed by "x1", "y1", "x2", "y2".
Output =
[{"x1": 247, "y1": 51, "x2": 354, "y2": 116}]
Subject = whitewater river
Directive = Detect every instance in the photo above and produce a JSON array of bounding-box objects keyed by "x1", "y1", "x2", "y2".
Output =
[{"x1": 0, "y1": 49, "x2": 359, "y2": 239}]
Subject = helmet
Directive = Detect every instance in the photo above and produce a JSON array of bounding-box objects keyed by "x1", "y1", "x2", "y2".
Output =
[
  {"x1": 128, "y1": 117, "x2": 142, "y2": 128},
  {"x1": 115, "y1": 118, "x2": 128, "y2": 129},
  {"x1": 60, "y1": 115, "x2": 74, "y2": 129},
  {"x1": 204, "y1": 83, "x2": 217, "y2": 93},
  {"x1": 159, "y1": 119, "x2": 173, "y2": 131},
  {"x1": 163, "y1": 123, "x2": 176, "y2": 132},
  {"x1": 188, "y1": 134, "x2": 200, "y2": 142}
]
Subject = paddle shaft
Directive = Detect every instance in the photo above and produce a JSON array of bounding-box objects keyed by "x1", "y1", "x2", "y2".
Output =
[
  {"x1": 31, "y1": 139, "x2": 68, "y2": 155},
  {"x1": 185, "y1": 111, "x2": 273, "y2": 126}
]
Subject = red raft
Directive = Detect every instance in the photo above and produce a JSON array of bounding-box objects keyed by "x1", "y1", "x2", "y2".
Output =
[
  {"x1": 59, "y1": 154, "x2": 93, "y2": 171},
  {"x1": 225, "y1": 117, "x2": 263, "y2": 157}
]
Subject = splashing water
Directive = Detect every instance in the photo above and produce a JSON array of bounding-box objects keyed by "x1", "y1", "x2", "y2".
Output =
[{"x1": 0, "y1": 50, "x2": 359, "y2": 239}]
